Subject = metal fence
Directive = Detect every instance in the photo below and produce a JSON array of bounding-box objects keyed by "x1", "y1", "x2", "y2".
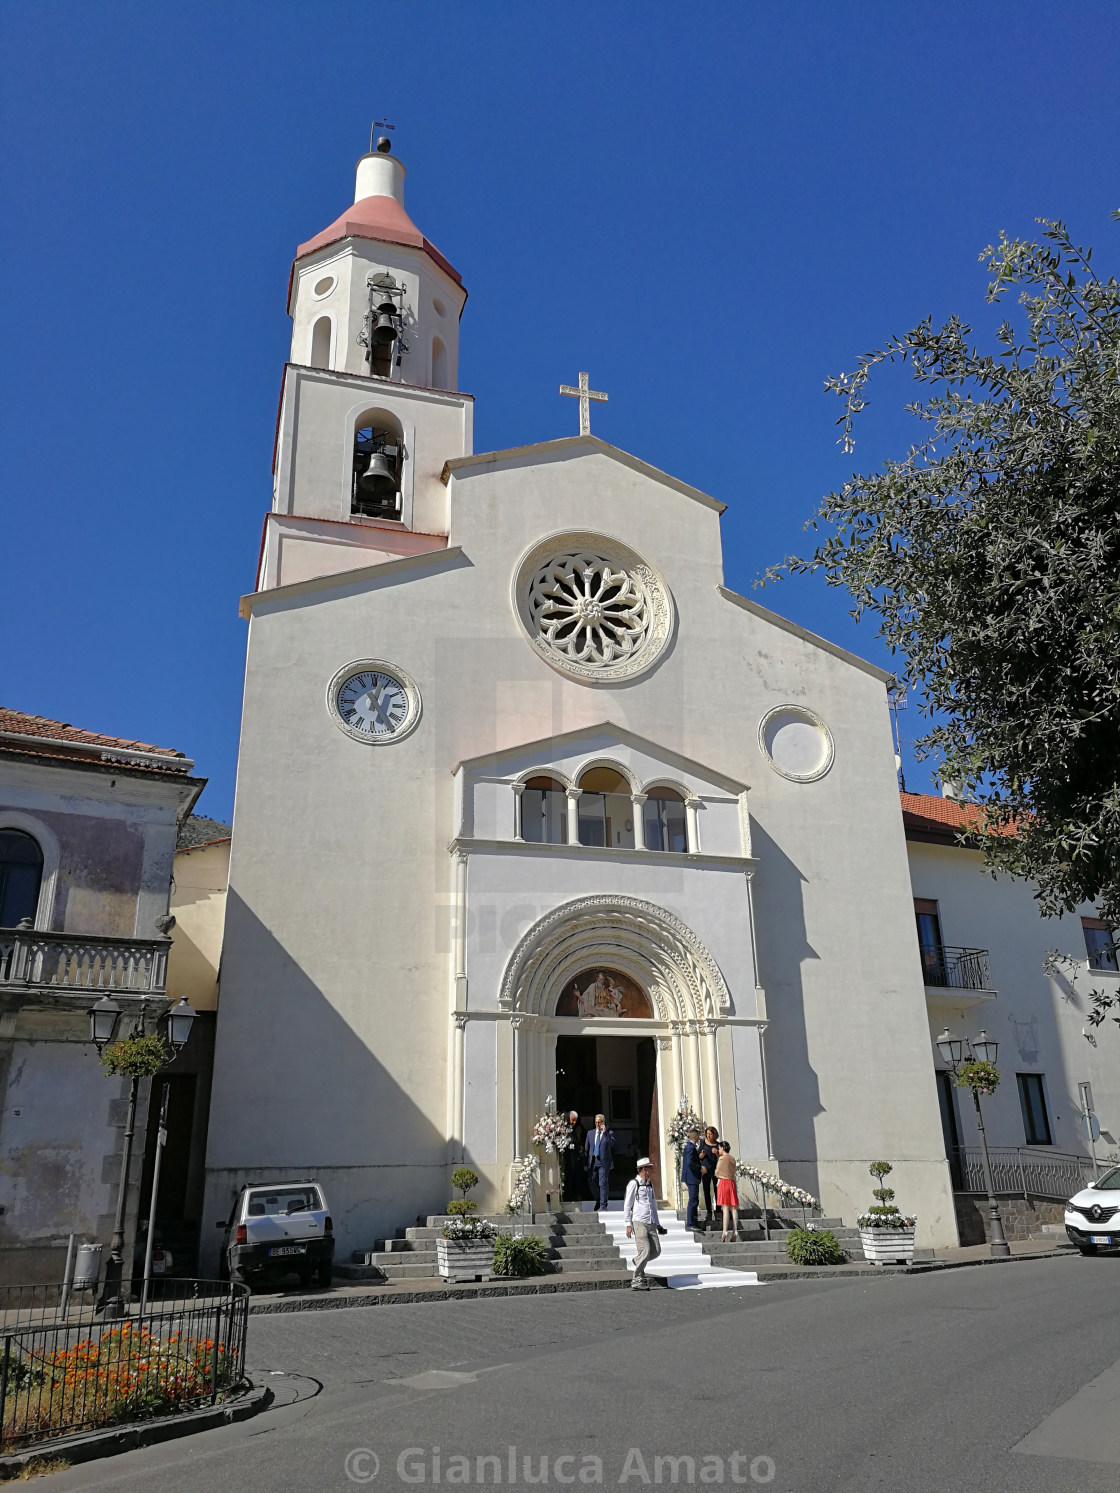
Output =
[
  {"x1": 0, "y1": 1278, "x2": 249, "y2": 1451},
  {"x1": 953, "y1": 1146, "x2": 1098, "y2": 1200}
]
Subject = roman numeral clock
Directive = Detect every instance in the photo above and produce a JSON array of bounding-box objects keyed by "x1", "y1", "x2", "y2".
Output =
[{"x1": 327, "y1": 659, "x2": 422, "y2": 745}]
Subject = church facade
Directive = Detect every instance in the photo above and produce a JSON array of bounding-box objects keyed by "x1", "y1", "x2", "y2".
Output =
[{"x1": 203, "y1": 140, "x2": 958, "y2": 1264}]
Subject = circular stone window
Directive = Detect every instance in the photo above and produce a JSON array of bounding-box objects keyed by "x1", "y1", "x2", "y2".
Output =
[
  {"x1": 759, "y1": 705, "x2": 834, "y2": 782},
  {"x1": 312, "y1": 274, "x2": 336, "y2": 298},
  {"x1": 513, "y1": 532, "x2": 674, "y2": 683}
]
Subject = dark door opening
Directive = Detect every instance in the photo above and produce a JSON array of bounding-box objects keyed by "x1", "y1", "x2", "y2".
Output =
[
  {"x1": 137, "y1": 1074, "x2": 198, "y2": 1272},
  {"x1": 937, "y1": 1070, "x2": 964, "y2": 1190},
  {"x1": 555, "y1": 1035, "x2": 659, "y2": 1198}
]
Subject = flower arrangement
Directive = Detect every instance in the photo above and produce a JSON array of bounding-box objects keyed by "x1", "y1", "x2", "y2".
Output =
[
  {"x1": 440, "y1": 1217, "x2": 494, "y2": 1243},
  {"x1": 666, "y1": 1095, "x2": 704, "y2": 1160},
  {"x1": 954, "y1": 1059, "x2": 1000, "y2": 1097},
  {"x1": 530, "y1": 1098, "x2": 573, "y2": 1155},
  {"x1": 506, "y1": 1154, "x2": 539, "y2": 1214},
  {"x1": 100, "y1": 1033, "x2": 168, "y2": 1079},
  {"x1": 735, "y1": 1162, "x2": 820, "y2": 1211},
  {"x1": 857, "y1": 1160, "x2": 916, "y2": 1230}
]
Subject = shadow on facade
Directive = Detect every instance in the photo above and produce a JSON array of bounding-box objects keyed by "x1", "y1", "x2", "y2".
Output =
[
  {"x1": 200, "y1": 891, "x2": 449, "y2": 1272},
  {"x1": 750, "y1": 822, "x2": 822, "y2": 1198}
]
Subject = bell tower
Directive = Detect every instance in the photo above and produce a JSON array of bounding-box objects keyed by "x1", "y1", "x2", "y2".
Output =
[{"x1": 258, "y1": 137, "x2": 473, "y2": 593}]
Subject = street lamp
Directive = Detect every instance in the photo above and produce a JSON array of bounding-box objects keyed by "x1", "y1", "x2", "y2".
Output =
[
  {"x1": 90, "y1": 994, "x2": 198, "y2": 1318},
  {"x1": 936, "y1": 1026, "x2": 1010, "y2": 1259}
]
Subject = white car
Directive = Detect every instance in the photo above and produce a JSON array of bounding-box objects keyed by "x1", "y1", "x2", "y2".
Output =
[
  {"x1": 1064, "y1": 1165, "x2": 1120, "y2": 1255},
  {"x1": 217, "y1": 1180, "x2": 334, "y2": 1288}
]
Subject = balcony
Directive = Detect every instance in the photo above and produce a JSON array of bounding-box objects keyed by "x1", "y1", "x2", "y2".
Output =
[
  {"x1": 0, "y1": 926, "x2": 169, "y2": 1006},
  {"x1": 920, "y1": 944, "x2": 997, "y2": 1010},
  {"x1": 952, "y1": 1145, "x2": 1095, "y2": 1200}
]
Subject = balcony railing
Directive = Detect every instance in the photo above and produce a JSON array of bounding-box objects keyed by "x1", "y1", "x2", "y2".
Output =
[
  {"x1": 952, "y1": 1145, "x2": 1097, "y2": 1200},
  {"x1": 0, "y1": 927, "x2": 169, "y2": 999},
  {"x1": 920, "y1": 944, "x2": 993, "y2": 992}
]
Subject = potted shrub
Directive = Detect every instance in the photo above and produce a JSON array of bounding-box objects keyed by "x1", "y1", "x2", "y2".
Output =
[
  {"x1": 858, "y1": 1161, "x2": 917, "y2": 1264},
  {"x1": 785, "y1": 1227, "x2": 844, "y2": 1266},
  {"x1": 446, "y1": 1167, "x2": 479, "y2": 1218},
  {"x1": 436, "y1": 1217, "x2": 495, "y2": 1282}
]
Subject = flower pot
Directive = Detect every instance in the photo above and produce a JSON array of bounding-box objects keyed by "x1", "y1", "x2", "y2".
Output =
[
  {"x1": 436, "y1": 1237, "x2": 494, "y2": 1283},
  {"x1": 859, "y1": 1227, "x2": 916, "y2": 1266}
]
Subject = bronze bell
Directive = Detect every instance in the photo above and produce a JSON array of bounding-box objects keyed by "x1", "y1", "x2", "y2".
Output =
[
  {"x1": 359, "y1": 450, "x2": 398, "y2": 499},
  {"x1": 372, "y1": 300, "x2": 398, "y2": 345}
]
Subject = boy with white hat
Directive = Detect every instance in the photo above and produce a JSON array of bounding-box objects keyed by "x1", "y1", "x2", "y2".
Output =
[{"x1": 623, "y1": 1158, "x2": 665, "y2": 1291}]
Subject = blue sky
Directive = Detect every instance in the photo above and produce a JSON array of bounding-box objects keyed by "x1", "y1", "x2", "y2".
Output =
[{"x1": 3, "y1": 3, "x2": 1117, "y2": 821}]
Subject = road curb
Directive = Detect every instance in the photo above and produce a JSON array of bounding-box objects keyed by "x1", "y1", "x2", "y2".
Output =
[
  {"x1": 249, "y1": 1273, "x2": 634, "y2": 1314},
  {"x1": 0, "y1": 1381, "x2": 272, "y2": 1479},
  {"x1": 754, "y1": 1246, "x2": 1076, "y2": 1282}
]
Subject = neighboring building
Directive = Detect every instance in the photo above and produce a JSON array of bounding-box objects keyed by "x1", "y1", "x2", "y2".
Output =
[
  {"x1": 904, "y1": 791, "x2": 1114, "y2": 1239},
  {"x1": 203, "y1": 137, "x2": 959, "y2": 1265},
  {"x1": 0, "y1": 709, "x2": 205, "y2": 1282}
]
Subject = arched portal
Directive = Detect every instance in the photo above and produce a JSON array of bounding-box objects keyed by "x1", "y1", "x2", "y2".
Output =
[{"x1": 496, "y1": 896, "x2": 732, "y2": 1192}]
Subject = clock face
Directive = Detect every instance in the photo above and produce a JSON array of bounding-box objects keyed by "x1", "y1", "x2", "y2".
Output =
[{"x1": 328, "y1": 660, "x2": 420, "y2": 744}]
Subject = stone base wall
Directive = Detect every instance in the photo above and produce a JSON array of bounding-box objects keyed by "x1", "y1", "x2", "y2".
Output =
[{"x1": 954, "y1": 1194, "x2": 1064, "y2": 1245}]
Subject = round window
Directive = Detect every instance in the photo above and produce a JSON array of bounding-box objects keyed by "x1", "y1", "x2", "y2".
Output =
[
  {"x1": 512, "y1": 532, "x2": 674, "y2": 684},
  {"x1": 759, "y1": 706, "x2": 834, "y2": 782},
  {"x1": 312, "y1": 275, "x2": 336, "y2": 298}
]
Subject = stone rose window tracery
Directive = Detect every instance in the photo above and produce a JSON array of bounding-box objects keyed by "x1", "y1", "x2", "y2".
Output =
[{"x1": 514, "y1": 534, "x2": 674, "y2": 683}]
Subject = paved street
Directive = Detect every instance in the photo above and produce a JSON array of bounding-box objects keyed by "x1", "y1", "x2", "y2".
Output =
[{"x1": 42, "y1": 1256, "x2": 1120, "y2": 1492}]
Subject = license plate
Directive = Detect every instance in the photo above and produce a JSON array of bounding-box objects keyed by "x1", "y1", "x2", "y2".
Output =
[
  {"x1": 268, "y1": 1245, "x2": 307, "y2": 1257},
  {"x1": 1090, "y1": 1235, "x2": 1112, "y2": 1245}
]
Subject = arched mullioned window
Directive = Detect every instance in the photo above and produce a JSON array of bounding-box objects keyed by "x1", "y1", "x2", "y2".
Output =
[
  {"x1": 0, "y1": 829, "x2": 43, "y2": 927},
  {"x1": 643, "y1": 788, "x2": 688, "y2": 854},
  {"x1": 576, "y1": 767, "x2": 635, "y2": 850},
  {"x1": 520, "y1": 776, "x2": 567, "y2": 844},
  {"x1": 310, "y1": 315, "x2": 332, "y2": 369}
]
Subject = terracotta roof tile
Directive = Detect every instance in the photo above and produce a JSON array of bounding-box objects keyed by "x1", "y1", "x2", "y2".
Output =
[
  {"x1": 0, "y1": 709, "x2": 186, "y2": 758},
  {"x1": 901, "y1": 791, "x2": 1018, "y2": 840}
]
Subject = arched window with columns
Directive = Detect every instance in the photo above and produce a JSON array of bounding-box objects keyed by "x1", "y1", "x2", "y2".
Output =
[
  {"x1": 643, "y1": 787, "x2": 689, "y2": 853},
  {"x1": 575, "y1": 766, "x2": 635, "y2": 849}
]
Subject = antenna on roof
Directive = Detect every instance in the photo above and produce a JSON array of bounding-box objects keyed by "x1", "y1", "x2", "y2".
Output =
[{"x1": 370, "y1": 118, "x2": 396, "y2": 153}]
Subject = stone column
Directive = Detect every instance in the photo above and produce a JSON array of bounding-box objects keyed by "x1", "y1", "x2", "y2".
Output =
[
  {"x1": 512, "y1": 781, "x2": 526, "y2": 840},
  {"x1": 701, "y1": 1022, "x2": 722, "y2": 1135},
  {"x1": 451, "y1": 1014, "x2": 467, "y2": 1160},
  {"x1": 631, "y1": 794, "x2": 648, "y2": 850},
  {"x1": 685, "y1": 797, "x2": 702, "y2": 854},
  {"x1": 564, "y1": 787, "x2": 582, "y2": 846},
  {"x1": 511, "y1": 1015, "x2": 524, "y2": 1157},
  {"x1": 687, "y1": 1021, "x2": 704, "y2": 1117}
]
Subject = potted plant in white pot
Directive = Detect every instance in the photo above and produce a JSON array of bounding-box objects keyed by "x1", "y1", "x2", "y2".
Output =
[
  {"x1": 436, "y1": 1217, "x2": 495, "y2": 1282},
  {"x1": 858, "y1": 1161, "x2": 916, "y2": 1265}
]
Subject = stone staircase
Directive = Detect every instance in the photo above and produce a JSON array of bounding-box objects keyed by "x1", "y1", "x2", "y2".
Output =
[
  {"x1": 334, "y1": 1211, "x2": 624, "y2": 1284},
  {"x1": 597, "y1": 1202, "x2": 763, "y2": 1289},
  {"x1": 698, "y1": 1210, "x2": 864, "y2": 1271}
]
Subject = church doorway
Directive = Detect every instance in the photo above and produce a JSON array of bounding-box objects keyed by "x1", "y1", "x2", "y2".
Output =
[{"x1": 555, "y1": 1034, "x2": 660, "y2": 1198}]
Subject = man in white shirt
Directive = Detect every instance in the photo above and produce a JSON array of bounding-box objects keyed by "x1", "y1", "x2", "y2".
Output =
[{"x1": 623, "y1": 1158, "x2": 662, "y2": 1291}]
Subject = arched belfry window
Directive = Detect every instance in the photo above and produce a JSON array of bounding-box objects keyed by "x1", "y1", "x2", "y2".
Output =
[
  {"x1": 520, "y1": 776, "x2": 567, "y2": 844},
  {"x1": 310, "y1": 315, "x2": 332, "y2": 369},
  {"x1": 643, "y1": 788, "x2": 688, "y2": 853},
  {"x1": 352, "y1": 410, "x2": 403, "y2": 521},
  {"x1": 577, "y1": 767, "x2": 635, "y2": 850},
  {"x1": 0, "y1": 829, "x2": 43, "y2": 927}
]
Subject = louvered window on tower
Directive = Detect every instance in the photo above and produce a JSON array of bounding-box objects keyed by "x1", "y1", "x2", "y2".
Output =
[{"x1": 352, "y1": 422, "x2": 403, "y2": 520}]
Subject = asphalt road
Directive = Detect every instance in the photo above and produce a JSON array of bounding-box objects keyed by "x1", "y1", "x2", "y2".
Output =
[{"x1": 40, "y1": 1255, "x2": 1120, "y2": 1492}]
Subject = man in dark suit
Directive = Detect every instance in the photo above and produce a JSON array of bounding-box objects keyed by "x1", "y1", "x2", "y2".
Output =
[
  {"x1": 585, "y1": 1113, "x2": 615, "y2": 1210},
  {"x1": 681, "y1": 1127, "x2": 703, "y2": 1232},
  {"x1": 564, "y1": 1111, "x2": 588, "y2": 1201}
]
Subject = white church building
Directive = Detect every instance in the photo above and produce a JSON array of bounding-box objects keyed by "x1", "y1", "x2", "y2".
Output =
[{"x1": 203, "y1": 138, "x2": 959, "y2": 1262}]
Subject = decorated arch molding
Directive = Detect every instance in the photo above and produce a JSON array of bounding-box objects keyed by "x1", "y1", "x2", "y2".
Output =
[{"x1": 498, "y1": 895, "x2": 731, "y2": 1021}]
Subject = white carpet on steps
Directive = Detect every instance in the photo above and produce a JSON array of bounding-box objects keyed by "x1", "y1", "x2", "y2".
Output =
[{"x1": 590, "y1": 1202, "x2": 763, "y2": 1290}]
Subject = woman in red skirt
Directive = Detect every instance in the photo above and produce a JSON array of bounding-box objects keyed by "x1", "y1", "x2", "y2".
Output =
[{"x1": 714, "y1": 1141, "x2": 741, "y2": 1241}]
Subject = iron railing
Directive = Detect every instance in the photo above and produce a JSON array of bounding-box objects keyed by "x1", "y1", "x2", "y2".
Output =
[
  {"x1": 0, "y1": 928, "x2": 169, "y2": 998},
  {"x1": 952, "y1": 1146, "x2": 1097, "y2": 1200},
  {"x1": 920, "y1": 944, "x2": 993, "y2": 992},
  {"x1": 0, "y1": 1278, "x2": 248, "y2": 1450}
]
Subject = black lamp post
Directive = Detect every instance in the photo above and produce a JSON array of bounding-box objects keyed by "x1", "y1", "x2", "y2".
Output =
[
  {"x1": 90, "y1": 994, "x2": 196, "y2": 1319},
  {"x1": 936, "y1": 1027, "x2": 1011, "y2": 1259}
]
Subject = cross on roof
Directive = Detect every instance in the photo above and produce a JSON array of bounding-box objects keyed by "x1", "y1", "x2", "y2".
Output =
[{"x1": 559, "y1": 371, "x2": 608, "y2": 435}]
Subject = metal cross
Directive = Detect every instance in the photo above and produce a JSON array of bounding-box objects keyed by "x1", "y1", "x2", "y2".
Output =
[
  {"x1": 559, "y1": 371, "x2": 608, "y2": 435},
  {"x1": 370, "y1": 119, "x2": 396, "y2": 152}
]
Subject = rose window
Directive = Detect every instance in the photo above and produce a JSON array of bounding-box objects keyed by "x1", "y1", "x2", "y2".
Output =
[{"x1": 514, "y1": 535, "x2": 674, "y2": 683}]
